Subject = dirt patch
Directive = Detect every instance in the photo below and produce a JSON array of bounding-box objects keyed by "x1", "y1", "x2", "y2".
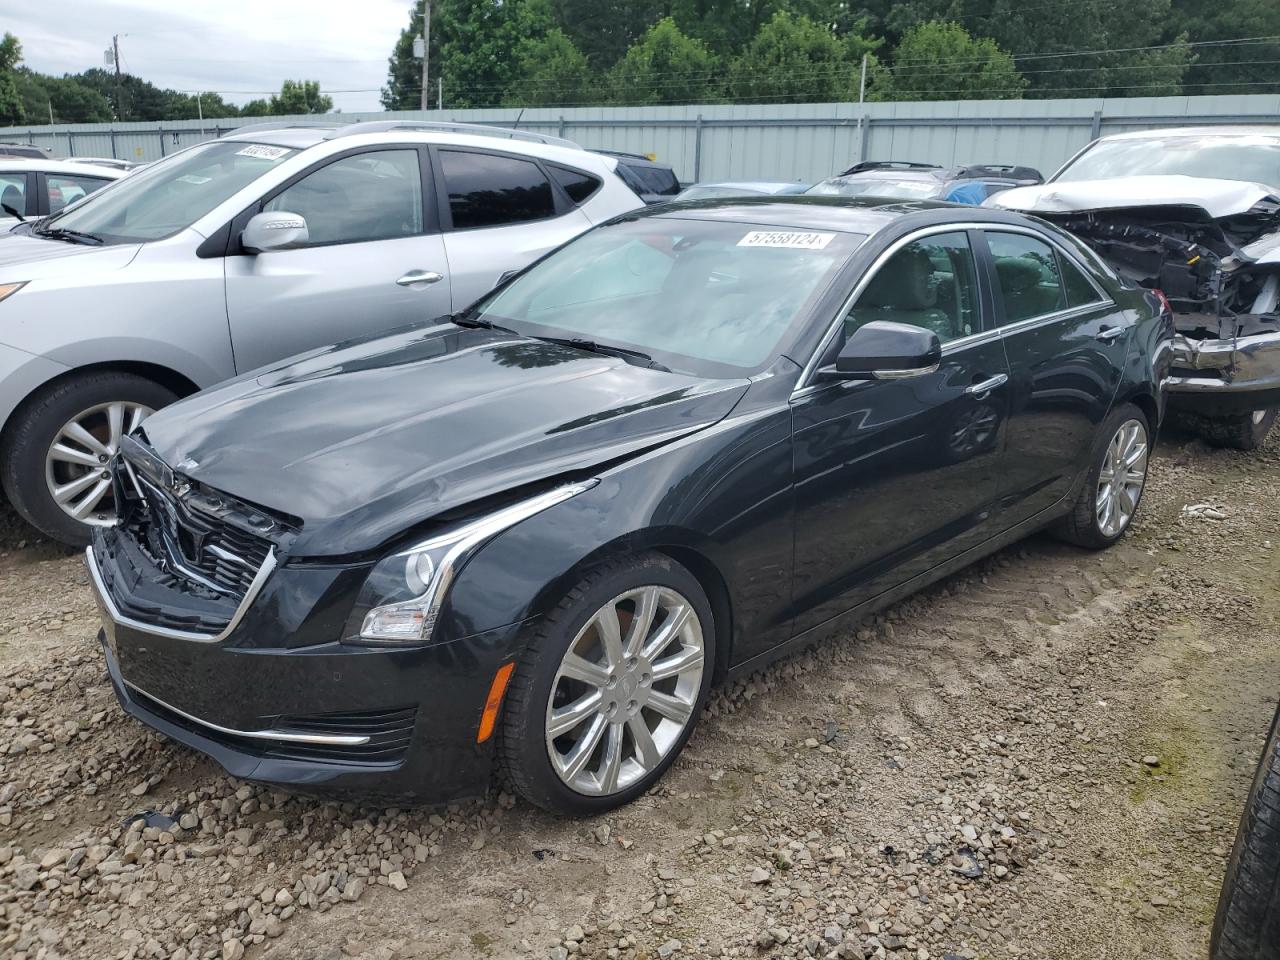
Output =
[{"x1": 1, "y1": 429, "x2": 1278, "y2": 960}]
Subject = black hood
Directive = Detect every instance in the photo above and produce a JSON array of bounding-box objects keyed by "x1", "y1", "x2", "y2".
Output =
[{"x1": 139, "y1": 322, "x2": 748, "y2": 556}]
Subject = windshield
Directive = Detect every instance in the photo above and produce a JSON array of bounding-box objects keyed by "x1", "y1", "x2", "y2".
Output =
[
  {"x1": 1056, "y1": 136, "x2": 1280, "y2": 188},
  {"x1": 41, "y1": 140, "x2": 297, "y2": 243},
  {"x1": 806, "y1": 177, "x2": 941, "y2": 200},
  {"x1": 470, "y1": 216, "x2": 862, "y2": 378},
  {"x1": 676, "y1": 185, "x2": 767, "y2": 201}
]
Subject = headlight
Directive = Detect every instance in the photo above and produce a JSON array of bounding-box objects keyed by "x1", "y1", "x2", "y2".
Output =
[
  {"x1": 0, "y1": 281, "x2": 27, "y2": 304},
  {"x1": 350, "y1": 480, "x2": 597, "y2": 645}
]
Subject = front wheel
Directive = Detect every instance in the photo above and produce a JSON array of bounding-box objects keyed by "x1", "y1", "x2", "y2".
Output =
[
  {"x1": 1212, "y1": 702, "x2": 1280, "y2": 959},
  {"x1": 0, "y1": 372, "x2": 177, "y2": 546},
  {"x1": 1200, "y1": 409, "x2": 1278, "y2": 452},
  {"x1": 499, "y1": 553, "x2": 714, "y2": 815},
  {"x1": 1054, "y1": 403, "x2": 1150, "y2": 549}
]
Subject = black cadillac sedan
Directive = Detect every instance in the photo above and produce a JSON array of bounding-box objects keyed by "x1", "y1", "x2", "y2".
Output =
[{"x1": 88, "y1": 198, "x2": 1173, "y2": 815}]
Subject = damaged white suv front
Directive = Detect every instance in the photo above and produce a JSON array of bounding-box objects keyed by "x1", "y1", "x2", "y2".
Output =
[{"x1": 988, "y1": 127, "x2": 1280, "y2": 449}]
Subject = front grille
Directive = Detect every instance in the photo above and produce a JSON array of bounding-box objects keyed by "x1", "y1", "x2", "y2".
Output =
[{"x1": 129, "y1": 687, "x2": 416, "y2": 766}]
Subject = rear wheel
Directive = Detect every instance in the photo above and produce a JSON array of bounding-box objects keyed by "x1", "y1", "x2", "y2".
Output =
[
  {"x1": 1191, "y1": 408, "x2": 1278, "y2": 452},
  {"x1": 0, "y1": 372, "x2": 175, "y2": 546},
  {"x1": 1212, "y1": 702, "x2": 1280, "y2": 959},
  {"x1": 1054, "y1": 403, "x2": 1149, "y2": 549},
  {"x1": 500, "y1": 553, "x2": 714, "y2": 816}
]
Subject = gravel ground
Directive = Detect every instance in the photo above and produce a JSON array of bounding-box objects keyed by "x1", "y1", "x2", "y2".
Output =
[{"x1": 1, "y1": 426, "x2": 1278, "y2": 960}]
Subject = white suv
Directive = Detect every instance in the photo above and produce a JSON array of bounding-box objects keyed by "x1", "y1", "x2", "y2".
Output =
[{"x1": 0, "y1": 121, "x2": 643, "y2": 544}]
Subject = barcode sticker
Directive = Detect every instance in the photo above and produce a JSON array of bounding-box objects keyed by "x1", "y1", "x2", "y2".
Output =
[
  {"x1": 236, "y1": 145, "x2": 291, "y2": 161},
  {"x1": 737, "y1": 230, "x2": 836, "y2": 250}
]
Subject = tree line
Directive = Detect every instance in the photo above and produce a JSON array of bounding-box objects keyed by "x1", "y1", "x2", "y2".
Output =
[
  {"x1": 380, "y1": 0, "x2": 1278, "y2": 108},
  {"x1": 0, "y1": 33, "x2": 333, "y2": 126}
]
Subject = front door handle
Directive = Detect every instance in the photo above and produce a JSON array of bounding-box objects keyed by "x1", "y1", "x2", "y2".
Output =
[
  {"x1": 1096, "y1": 326, "x2": 1125, "y2": 342},
  {"x1": 965, "y1": 373, "x2": 1008, "y2": 398},
  {"x1": 397, "y1": 270, "x2": 444, "y2": 286}
]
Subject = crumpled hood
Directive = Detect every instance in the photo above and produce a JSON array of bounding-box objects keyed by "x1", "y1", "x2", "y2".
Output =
[
  {"x1": 986, "y1": 175, "x2": 1280, "y2": 220},
  {"x1": 0, "y1": 231, "x2": 142, "y2": 279},
  {"x1": 139, "y1": 323, "x2": 748, "y2": 556}
]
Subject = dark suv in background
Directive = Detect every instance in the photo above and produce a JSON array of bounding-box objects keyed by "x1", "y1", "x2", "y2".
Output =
[
  {"x1": 592, "y1": 149, "x2": 681, "y2": 203},
  {"x1": 809, "y1": 160, "x2": 1043, "y2": 205}
]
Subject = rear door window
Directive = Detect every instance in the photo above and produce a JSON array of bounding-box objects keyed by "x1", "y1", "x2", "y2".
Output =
[
  {"x1": 987, "y1": 232, "x2": 1067, "y2": 324},
  {"x1": 46, "y1": 174, "x2": 112, "y2": 214},
  {"x1": 439, "y1": 150, "x2": 557, "y2": 229},
  {"x1": 0, "y1": 173, "x2": 27, "y2": 215}
]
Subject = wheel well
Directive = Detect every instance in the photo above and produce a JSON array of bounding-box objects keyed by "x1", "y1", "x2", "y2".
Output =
[
  {"x1": 1120, "y1": 390, "x2": 1159, "y2": 432},
  {"x1": 654, "y1": 544, "x2": 734, "y2": 683},
  {"x1": 0, "y1": 361, "x2": 201, "y2": 443}
]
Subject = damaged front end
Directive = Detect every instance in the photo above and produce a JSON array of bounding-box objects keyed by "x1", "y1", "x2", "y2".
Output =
[{"x1": 989, "y1": 177, "x2": 1280, "y2": 445}]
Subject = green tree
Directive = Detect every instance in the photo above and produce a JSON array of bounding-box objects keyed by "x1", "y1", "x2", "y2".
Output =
[
  {"x1": 729, "y1": 11, "x2": 879, "y2": 103},
  {"x1": 554, "y1": 0, "x2": 666, "y2": 68},
  {"x1": 1170, "y1": 0, "x2": 1279, "y2": 96},
  {"x1": 877, "y1": 21, "x2": 1026, "y2": 101},
  {"x1": 240, "y1": 98, "x2": 271, "y2": 117},
  {"x1": 507, "y1": 28, "x2": 591, "y2": 106},
  {"x1": 0, "y1": 33, "x2": 27, "y2": 124},
  {"x1": 381, "y1": 0, "x2": 442, "y2": 109},
  {"x1": 17, "y1": 70, "x2": 113, "y2": 123},
  {"x1": 269, "y1": 79, "x2": 333, "y2": 115},
  {"x1": 608, "y1": 17, "x2": 720, "y2": 104}
]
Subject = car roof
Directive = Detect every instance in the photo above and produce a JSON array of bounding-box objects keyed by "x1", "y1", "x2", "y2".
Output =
[
  {"x1": 0, "y1": 157, "x2": 125, "y2": 178},
  {"x1": 689, "y1": 181, "x2": 806, "y2": 192},
  {"x1": 1100, "y1": 125, "x2": 1280, "y2": 143},
  {"x1": 640, "y1": 195, "x2": 1032, "y2": 234}
]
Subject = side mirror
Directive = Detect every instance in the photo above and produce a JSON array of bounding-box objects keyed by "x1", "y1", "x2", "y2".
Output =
[
  {"x1": 833, "y1": 320, "x2": 942, "y2": 379},
  {"x1": 241, "y1": 211, "x2": 309, "y2": 253}
]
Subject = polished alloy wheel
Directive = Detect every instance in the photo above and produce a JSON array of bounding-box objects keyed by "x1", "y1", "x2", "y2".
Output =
[
  {"x1": 44, "y1": 401, "x2": 152, "y2": 525},
  {"x1": 545, "y1": 586, "x2": 705, "y2": 796},
  {"x1": 1095, "y1": 417, "x2": 1148, "y2": 537}
]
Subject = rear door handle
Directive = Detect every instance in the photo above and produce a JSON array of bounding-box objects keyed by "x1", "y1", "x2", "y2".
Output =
[
  {"x1": 397, "y1": 270, "x2": 444, "y2": 286},
  {"x1": 1096, "y1": 326, "x2": 1125, "y2": 342},
  {"x1": 965, "y1": 373, "x2": 1008, "y2": 398}
]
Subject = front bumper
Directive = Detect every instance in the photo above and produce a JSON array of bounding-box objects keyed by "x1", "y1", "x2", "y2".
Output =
[
  {"x1": 1168, "y1": 330, "x2": 1280, "y2": 413},
  {"x1": 89, "y1": 543, "x2": 530, "y2": 802}
]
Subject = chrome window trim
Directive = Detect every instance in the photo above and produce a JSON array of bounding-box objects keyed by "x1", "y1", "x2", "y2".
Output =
[
  {"x1": 86, "y1": 544, "x2": 278, "y2": 644},
  {"x1": 122, "y1": 681, "x2": 371, "y2": 746},
  {"x1": 793, "y1": 220, "x2": 1116, "y2": 396}
]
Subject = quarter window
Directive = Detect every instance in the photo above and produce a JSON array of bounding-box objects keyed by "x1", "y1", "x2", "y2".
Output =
[
  {"x1": 843, "y1": 231, "x2": 981, "y2": 346},
  {"x1": 988, "y1": 232, "x2": 1066, "y2": 324},
  {"x1": 264, "y1": 149, "x2": 423, "y2": 246},
  {"x1": 439, "y1": 150, "x2": 557, "y2": 229},
  {"x1": 548, "y1": 164, "x2": 602, "y2": 205},
  {"x1": 1058, "y1": 250, "x2": 1105, "y2": 307}
]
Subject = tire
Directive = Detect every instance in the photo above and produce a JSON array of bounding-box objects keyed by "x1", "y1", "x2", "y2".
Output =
[
  {"x1": 1053, "y1": 402, "x2": 1150, "y2": 550},
  {"x1": 499, "y1": 552, "x2": 715, "y2": 816},
  {"x1": 0, "y1": 371, "x2": 177, "y2": 546},
  {"x1": 1213, "y1": 702, "x2": 1280, "y2": 960},
  {"x1": 1175, "y1": 408, "x2": 1277, "y2": 452}
]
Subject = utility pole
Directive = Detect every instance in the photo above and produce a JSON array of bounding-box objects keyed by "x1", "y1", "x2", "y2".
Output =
[
  {"x1": 420, "y1": 1, "x2": 432, "y2": 111},
  {"x1": 112, "y1": 34, "x2": 124, "y2": 121}
]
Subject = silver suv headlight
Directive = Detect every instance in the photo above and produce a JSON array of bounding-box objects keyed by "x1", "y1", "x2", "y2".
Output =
[{"x1": 349, "y1": 480, "x2": 597, "y2": 645}]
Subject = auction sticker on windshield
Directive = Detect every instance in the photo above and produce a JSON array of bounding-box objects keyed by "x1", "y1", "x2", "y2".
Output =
[
  {"x1": 235, "y1": 145, "x2": 291, "y2": 162},
  {"x1": 738, "y1": 230, "x2": 836, "y2": 250}
]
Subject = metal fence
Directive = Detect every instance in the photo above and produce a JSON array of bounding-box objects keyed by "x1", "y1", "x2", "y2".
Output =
[{"x1": 3, "y1": 94, "x2": 1278, "y2": 184}]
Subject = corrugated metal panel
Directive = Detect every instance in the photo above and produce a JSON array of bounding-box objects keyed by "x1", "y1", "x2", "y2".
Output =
[{"x1": 3, "y1": 95, "x2": 1278, "y2": 185}]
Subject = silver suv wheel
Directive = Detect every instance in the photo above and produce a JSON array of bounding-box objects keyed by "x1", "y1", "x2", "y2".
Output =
[
  {"x1": 545, "y1": 585, "x2": 705, "y2": 796},
  {"x1": 44, "y1": 401, "x2": 152, "y2": 525}
]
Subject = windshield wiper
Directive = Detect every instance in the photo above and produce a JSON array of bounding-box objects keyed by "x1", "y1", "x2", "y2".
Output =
[
  {"x1": 35, "y1": 226, "x2": 103, "y2": 246},
  {"x1": 538, "y1": 336, "x2": 670, "y2": 372},
  {"x1": 451, "y1": 314, "x2": 518, "y2": 334},
  {"x1": 1, "y1": 202, "x2": 24, "y2": 222}
]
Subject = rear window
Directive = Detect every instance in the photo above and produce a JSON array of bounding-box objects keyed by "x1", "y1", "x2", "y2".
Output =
[
  {"x1": 439, "y1": 150, "x2": 558, "y2": 229},
  {"x1": 618, "y1": 162, "x2": 680, "y2": 196}
]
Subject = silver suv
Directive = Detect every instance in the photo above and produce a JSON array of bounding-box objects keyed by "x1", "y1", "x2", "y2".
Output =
[{"x1": 0, "y1": 121, "x2": 643, "y2": 544}]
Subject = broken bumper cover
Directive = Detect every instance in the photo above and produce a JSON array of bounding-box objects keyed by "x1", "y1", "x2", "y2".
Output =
[{"x1": 1167, "y1": 331, "x2": 1280, "y2": 413}]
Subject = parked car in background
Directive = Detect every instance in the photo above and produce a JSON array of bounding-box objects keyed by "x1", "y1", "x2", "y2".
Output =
[
  {"x1": 87, "y1": 197, "x2": 1170, "y2": 814},
  {"x1": 988, "y1": 126, "x2": 1280, "y2": 449},
  {"x1": 0, "y1": 120, "x2": 643, "y2": 545},
  {"x1": 674, "y1": 181, "x2": 808, "y2": 201},
  {"x1": 64, "y1": 157, "x2": 148, "y2": 173},
  {"x1": 808, "y1": 161, "x2": 1043, "y2": 205},
  {"x1": 1213, "y1": 697, "x2": 1280, "y2": 959},
  {"x1": 0, "y1": 158, "x2": 124, "y2": 224},
  {"x1": 0, "y1": 142, "x2": 53, "y2": 160},
  {"x1": 591, "y1": 149, "x2": 681, "y2": 203}
]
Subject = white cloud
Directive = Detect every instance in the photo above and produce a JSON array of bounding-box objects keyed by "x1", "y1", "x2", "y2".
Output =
[{"x1": 8, "y1": 0, "x2": 417, "y2": 112}]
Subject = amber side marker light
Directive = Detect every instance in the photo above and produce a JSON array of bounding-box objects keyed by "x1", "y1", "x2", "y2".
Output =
[{"x1": 477, "y1": 662, "x2": 516, "y2": 743}]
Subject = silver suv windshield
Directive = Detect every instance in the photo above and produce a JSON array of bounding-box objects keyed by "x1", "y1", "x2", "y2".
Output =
[
  {"x1": 1055, "y1": 135, "x2": 1280, "y2": 188},
  {"x1": 470, "y1": 216, "x2": 862, "y2": 378},
  {"x1": 38, "y1": 140, "x2": 297, "y2": 244}
]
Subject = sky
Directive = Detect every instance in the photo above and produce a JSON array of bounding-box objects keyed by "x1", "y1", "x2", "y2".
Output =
[{"x1": 8, "y1": 0, "x2": 417, "y2": 112}]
